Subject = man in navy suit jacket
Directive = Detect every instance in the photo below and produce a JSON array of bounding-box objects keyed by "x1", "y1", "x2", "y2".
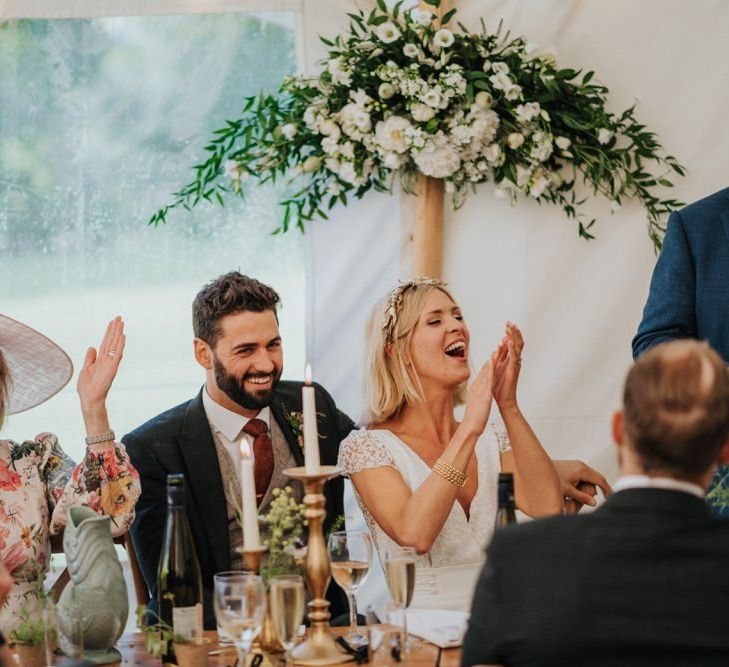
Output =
[{"x1": 633, "y1": 186, "x2": 729, "y2": 514}]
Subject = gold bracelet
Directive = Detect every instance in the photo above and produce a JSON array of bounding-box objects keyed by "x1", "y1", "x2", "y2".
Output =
[{"x1": 432, "y1": 458, "x2": 468, "y2": 488}]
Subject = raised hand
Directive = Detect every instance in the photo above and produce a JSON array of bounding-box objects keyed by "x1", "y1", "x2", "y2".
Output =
[
  {"x1": 462, "y1": 354, "x2": 496, "y2": 436},
  {"x1": 77, "y1": 316, "x2": 126, "y2": 411},
  {"x1": 492, "y1": 322, "x2": 524, "y2": 410}
]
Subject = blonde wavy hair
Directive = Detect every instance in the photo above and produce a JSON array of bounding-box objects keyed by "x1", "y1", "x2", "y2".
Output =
[{"x1": 363, "y1": 281, "x2": 467, "y2": 425}]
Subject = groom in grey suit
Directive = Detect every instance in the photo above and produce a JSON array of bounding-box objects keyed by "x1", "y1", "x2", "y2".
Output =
[{"x1": 124, "y1": 272, "x2": 355, "y2": 629}]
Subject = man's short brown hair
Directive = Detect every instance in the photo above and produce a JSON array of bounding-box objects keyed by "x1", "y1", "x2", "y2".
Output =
[
  {"x1": 624, "y1": 340, "x2": 729, "y2": 479},
  {"x1": 192, "y1": 272, "x2": 280, "y2": 347}
]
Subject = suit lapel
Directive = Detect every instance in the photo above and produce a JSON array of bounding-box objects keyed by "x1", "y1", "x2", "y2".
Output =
[
  {"x1": 270, "y1": 395, "x2": 305, "y2": 467},
  {"x1": 178, "y1": 389, "x2": 230, "y2": 575}
]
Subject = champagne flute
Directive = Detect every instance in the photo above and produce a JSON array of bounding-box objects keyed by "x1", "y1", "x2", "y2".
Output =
[
  {"x1": 213, "y1": 572, "x2": 266, "y2": 666},
  {"x1": 327, "y1": 530, "x2": 373, "y2": 647},
  {"x1": 269, "y1": 575, "x2": 306, "y2": 667},
  {"x1": 384, "y1": 546, "x2": 417, "y2": 652}
]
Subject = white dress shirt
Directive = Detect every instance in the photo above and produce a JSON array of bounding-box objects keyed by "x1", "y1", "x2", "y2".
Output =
[
  {"x1": 612, "y1": 474, "x2": 705, "y2": 499},
  {"x1": 202, "y1": 386, "x2": 270, "y2": 484}
]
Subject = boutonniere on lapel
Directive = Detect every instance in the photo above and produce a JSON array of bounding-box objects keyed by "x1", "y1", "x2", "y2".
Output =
[{"x1": 282, "y1": 404, "x2": 326, "y2": 449}]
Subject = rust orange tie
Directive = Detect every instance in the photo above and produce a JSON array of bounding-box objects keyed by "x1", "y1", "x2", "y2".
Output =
[{"x1": 242, "y1": 418, "x2": 274, "y2": 505}]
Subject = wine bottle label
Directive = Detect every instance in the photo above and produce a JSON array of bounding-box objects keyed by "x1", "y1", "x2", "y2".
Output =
[{"x1": 173, "y1": 603, "x2": 203, "y2": 640}]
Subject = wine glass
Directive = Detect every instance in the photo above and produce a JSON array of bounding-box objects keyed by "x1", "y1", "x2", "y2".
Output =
[
  {"x1": 327, "y1": 530, "x2": 373, "y2": 647},
  {"x1": 213, "y1": 572, "x2": 266, "y2": 665},
  {"x1": 383, "y1": 546, "x2": 417, "y2": 652},
  {"x1": 269, "y1": 575, "x2": 306, "y2": 667}
]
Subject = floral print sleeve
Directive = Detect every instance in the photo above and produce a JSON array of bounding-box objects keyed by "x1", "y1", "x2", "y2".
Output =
[{"x1": 44, "y1": 433, "x2": 141, "y2": 537}]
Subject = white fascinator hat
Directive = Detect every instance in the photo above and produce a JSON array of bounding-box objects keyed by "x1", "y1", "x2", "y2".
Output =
[{"x1": 0, "y1": 313, "x2": 73, "y2": 415}]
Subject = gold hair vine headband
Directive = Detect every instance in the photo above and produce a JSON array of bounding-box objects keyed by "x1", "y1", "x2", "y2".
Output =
[{"x1": 382, "y1": 277, "x2": 448, "y2": 343}]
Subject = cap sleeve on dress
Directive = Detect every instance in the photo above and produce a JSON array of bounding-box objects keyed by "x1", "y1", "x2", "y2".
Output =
[{"x1": 337, "y1": 429, "x2": 396, "y2": 476}]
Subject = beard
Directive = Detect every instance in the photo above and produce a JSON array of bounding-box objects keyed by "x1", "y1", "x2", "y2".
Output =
[{"x1": 212, "y1": 354, "x2": 281, "y2": 411}]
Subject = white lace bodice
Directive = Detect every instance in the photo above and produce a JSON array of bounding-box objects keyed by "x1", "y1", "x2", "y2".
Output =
[{"x1": 338, "y1": 423, "x2": 510, "y2": 605}]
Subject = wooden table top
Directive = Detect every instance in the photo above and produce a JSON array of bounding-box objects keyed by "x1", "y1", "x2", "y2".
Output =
[{"x1": 115, "y1": 628, "x2": 463, "y2": 667}]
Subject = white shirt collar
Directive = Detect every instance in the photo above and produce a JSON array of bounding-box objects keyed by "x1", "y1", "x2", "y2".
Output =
[
  {"x1": 202, "y1": 386, "x2": 270, "y2": 442},
  {"x1": 612, "y1": 475, "x2": 705, "y2": 500}
]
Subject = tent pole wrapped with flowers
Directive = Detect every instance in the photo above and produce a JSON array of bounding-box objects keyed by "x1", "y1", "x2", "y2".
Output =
[{"x1": 150, "y1": 0, "x2": 685, "y2": 277}]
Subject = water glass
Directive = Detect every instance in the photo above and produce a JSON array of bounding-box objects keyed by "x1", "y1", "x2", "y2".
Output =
[
  {"x1": 213, "y1": 571, "x2": 266, "y2": 665},
  {"x1": 269, "y1": 574, "x2": 306, "y2": 667},
  {"x1": 211, "y1": 571, "x2": 241, "y2": 645},
  {"x1": 366, "y1": 603, "x2": 403, "y2": 666}
]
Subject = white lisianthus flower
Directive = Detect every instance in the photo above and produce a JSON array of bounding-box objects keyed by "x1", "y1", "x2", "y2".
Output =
[
  {"x1": 338, "y1": 161, "x2": 358, "y2": 184},
  {"x1": 339, "y1": 103, "x2": 371, "y2": 136},
  {"x1": 529, "y1": 172, "x2": 550, "y2": 198},
  {"x1": 411, "y1": 103, "x2": 436, "y2": 122},
  {"x1": 339, "y1": 141, "x2": 355, "y2": 159},
  {"x1": 525, "y1": 43, "x2": 557, "y2": 65},
  {"x1": 422, "y1": 88, "x2": 443, "y2": 109},
  {"x1": 376, "y1": 22, "x2": 401, "y2": 44},
  {"x1": 489, "y1": 72, "x2": 513, "y2": 91},
  {"x1": 281, "y1": 123, "x2": 298, "y2": 140},
  {"x1": 375, "y1": 115, "x2": 413, "y2": 154},
  {"x1": 597, "y1": 128, "x2": 614, "y2": 144},
  {"x1": 530, "y1": 140, "x2": 553, "y2": 163},
  {"x1": 474, "y1": 91, "x2": 494, "y2": 109},
  {"x1": 327, "y1": 58, "x2": 352, "y2": 86},
  {"x1": 483, "y1": 143, "x2": 502, "y2": 164},
  {"x1": 507, "y1": 132, "x2": 525, "y2": 149},
  {"x1": 403, "y1": 43, "x2": 420, "y2": 58},
  {"x1": 516, "y1": 164, "x2": 532, "y2": 188},
  {"x1": 413, "y1": 9, "x2": 433, "y2": 26},
  {"x1": 515, "y1": 102, "x2": 541, "y2": 124},
  {"x1": 224, "y1": 160, "x2": 241, "y2": 179},
  {"x1": 318, "y1": 119, "x2": 341, "y2": 139},
  {"x1": 494, "y1": 179, "x2": 514, "y2": 199},
  {"x1": 433, "y1": 29, "x2": 455, "y2": 49},
  {"x1": 321, "y1": 136, "x2": 340, "y2": 155},
  {"x1": 383, "y1": 152, "x2": 406, "y2": 170},
  {"x1": 504, "y1": 85, "x2": 522, "y2": 101},
  {"x1": 328, "y1": 180, "x2": 342, "y2": 196},
  {"x1": 555, "y1": 136, "x2": 571, "y2": 151},
  {"x1": 303, "y1": 106, "x2": 321, "y2": 131},
  {"x1": 302, "y1": 156, "x2": 322, "y2": 173},
  {"x1": 491, "y1": 62, "x2": 510, "y2": 75},
  {"x1": 413, "y1": 135, "x2": 461, "y2": 178},
  {"x1": 378, "y1": 83, "x2": 397, "y2": 100}
]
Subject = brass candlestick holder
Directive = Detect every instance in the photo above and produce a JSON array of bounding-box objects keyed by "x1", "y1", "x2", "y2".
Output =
[
  {"x1": 284, "y1": 465, "x2": 353, "y2": 666},
  {"x1": 239, "y1": 545, "x2": 267, "y2": 574}
]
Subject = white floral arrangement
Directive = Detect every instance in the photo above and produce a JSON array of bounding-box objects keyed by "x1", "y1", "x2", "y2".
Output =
[{"x1": 151, "y1": 0, "x2": 684, "y2": 249}]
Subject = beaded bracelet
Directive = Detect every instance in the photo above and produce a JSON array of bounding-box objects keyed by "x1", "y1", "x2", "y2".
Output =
[{"x1": 432, "y1": 458, "x2": 468, "y2": 488}]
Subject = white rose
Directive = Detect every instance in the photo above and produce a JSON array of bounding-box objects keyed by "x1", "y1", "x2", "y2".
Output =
[
  {"x1": 383, "y1": 152, "x2": 406, "y2": 169},
  {"x1": 507, "y1": 132, "x2": 525, "y2": 149},
  {"x1": 414, "y1": 137, "x2": 461, "y2": 178},
  {"x1": 597, "y1": 128, "x2": 614, "y2": 144},
  {"x1": 474, "y1": 91, "x2": 494, "y2": 109},
  {"x1": 489, "y1": 72, "x2": 513, "y2": 91},
  {"x1": 375, "y1": 115, "x2": 413, "y2": 154},
  {"x1": 318, "y1": 119, "x2": 341, "y2": 139},
  {"x1": 376, "y1": 22, "x2": 401, "y2": 44},
  {"x1": 555, "y1": 136, "x2": 571, "y2": 150},
  {"x1": 410, "y1": 103, "x2": 436, "y2": 123},
  {"x1": 403, "y1": 43, "x2": 420, "y2": 58},
  {"x1": 281, "y1": 123, "x2": 298, "y2": 140},
  {"x1": 302, "y1": 156, "x2": 322, "y2": 173},
  {"x1": 378, "y1": 83, "x2": 397, "y2": 100},
  {"x1": 483, "y1": 143, "x2": 502, "y2": 163},
  {"x1": 433, "y1": 29, "x2": 455, "y2": 49}
]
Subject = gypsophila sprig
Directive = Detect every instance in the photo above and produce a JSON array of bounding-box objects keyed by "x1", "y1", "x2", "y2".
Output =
[{"x1": 150, "y1": 0, "x2": 684, "y2": 249}]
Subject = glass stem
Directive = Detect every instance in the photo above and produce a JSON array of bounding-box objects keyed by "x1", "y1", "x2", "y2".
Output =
[{"x1": 348, "y1": 590, "x2": 358, "y2": 635}]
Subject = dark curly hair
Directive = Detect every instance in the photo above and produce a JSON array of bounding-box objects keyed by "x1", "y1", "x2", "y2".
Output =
[{"x1": 192, "y1": 272, "x2": 280, "y2": 347}]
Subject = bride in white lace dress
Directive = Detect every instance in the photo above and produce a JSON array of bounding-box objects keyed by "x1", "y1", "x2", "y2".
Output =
[{"x1": 338, "y1": 278, "x2": 563, "y2": 612}]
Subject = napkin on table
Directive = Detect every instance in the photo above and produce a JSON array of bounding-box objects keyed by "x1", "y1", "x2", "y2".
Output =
[{"x1": 406, "y1": 609, "x2": 469, "y2": 648}]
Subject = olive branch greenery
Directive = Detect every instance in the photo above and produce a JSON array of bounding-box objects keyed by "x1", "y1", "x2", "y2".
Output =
[{"x1": 150, "y1": 0, "x2": 684, "y2": 250}]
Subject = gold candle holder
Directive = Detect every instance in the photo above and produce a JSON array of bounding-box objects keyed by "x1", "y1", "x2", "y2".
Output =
[
  {"x1": 239, "y1": 545, "x2": 267, "y2": 574},
  {"x1": 283, "y1": 465, "x2": 353, "y2": 666}
]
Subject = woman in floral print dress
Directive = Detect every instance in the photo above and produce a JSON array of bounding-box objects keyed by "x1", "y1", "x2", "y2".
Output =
[{"x1": 0, "y1": 314, "x2": 140, "y2": 631}]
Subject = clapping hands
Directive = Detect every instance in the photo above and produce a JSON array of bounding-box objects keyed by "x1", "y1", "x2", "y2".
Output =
[{"x1": 492, "y1": 322, "x2": 523, "y2": 410}]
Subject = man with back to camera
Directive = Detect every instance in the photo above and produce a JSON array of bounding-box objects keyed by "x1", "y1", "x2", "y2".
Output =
[
  {"x1": 123, "y1": 272, "x2": 355, "y2": 629},
  {"x1": 463, "y1": 339, "x2": 729, "y2": 667}
]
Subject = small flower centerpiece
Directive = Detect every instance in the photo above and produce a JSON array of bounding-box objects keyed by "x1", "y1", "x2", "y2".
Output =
[{"x1": 152, "y1": 0, "x2": 684, "y2": 249}]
